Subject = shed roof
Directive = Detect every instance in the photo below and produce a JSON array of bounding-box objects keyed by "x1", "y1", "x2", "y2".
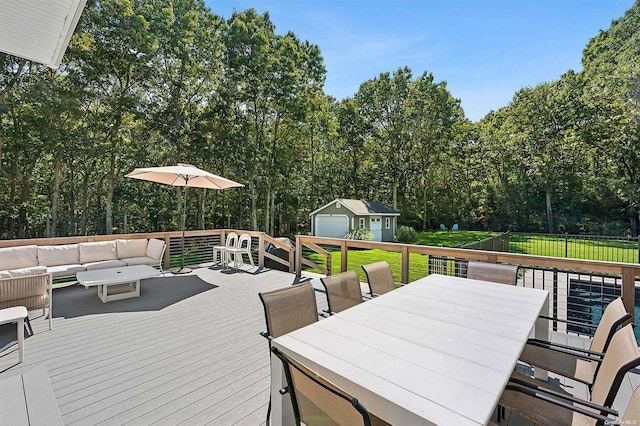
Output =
[
  {"x1": 310, "y1": 198, "x2": 400, "y2": 216},
  {"x1": 0, "y1": 0, "x2": 87, "y2": 68}
]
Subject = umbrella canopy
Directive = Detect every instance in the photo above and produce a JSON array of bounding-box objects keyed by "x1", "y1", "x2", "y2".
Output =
[
  {"x1": 125, "y1": 163, "x2": 243, "y2": 273},
  {"x1": 125, "y1": 164, "x2": 244, "y2": 189}
]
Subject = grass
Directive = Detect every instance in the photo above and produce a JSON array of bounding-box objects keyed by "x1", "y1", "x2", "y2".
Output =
[
  {"x1": 509, "y1": 234, "x2": 639, "y2": 263},
  {"x1": 413, "y1": 230, "x2": 497, "y2": 247},
  {"x1": 306, "y1": 230, "x2": 494, "y2": 283},
  {"x1": 304, "y1": 231, "x2": 640, "y2": 283}
]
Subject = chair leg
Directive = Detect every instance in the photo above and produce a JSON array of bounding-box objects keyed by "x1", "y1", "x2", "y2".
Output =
[
  {"x1": 266, "y1": 398, "x2": 271, "y2": 426},
  {"x1": 24, "y1": 316, "x2": 34, "y2": 336}
]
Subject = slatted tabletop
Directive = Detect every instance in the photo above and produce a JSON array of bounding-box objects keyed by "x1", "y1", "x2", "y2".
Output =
[{"x1": 272, "y1": 274, "x2": 549, "y2": 425}]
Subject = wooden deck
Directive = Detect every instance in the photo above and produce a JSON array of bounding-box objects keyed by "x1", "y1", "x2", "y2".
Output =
[
  {"x1": 0, "y1": 266, "x2": 638, "y2": 425},
  {"x1": 0, "y1": 265, "x2": 329, "y2": 426}
]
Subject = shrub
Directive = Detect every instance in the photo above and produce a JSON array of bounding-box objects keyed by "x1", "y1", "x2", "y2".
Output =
[
  {"x1": 344, "y1": 228, "x2": 374, "y2": 240},
  {"x1": 395, "y1": 225, "x2": 416, "y2": 243}
]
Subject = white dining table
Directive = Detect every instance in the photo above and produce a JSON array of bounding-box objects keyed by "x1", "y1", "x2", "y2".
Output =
[{"x1": 270, "y1": 273, "x2": 549, "y2": 425}]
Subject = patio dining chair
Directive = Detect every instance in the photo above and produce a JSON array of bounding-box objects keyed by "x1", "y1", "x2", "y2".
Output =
[
  {"x1": 212, "y1": 231, "x2": 238, "y2": 267},
  {"x1": 259, "y1": 283, "x2": 320, "y2": 425},
  {"x1": 321, "y1": 270, "x2": 363, "y2": 315},
  {"x1": 466, "y1": 261, "x2": 518, "y2": 285},
  {"x1": 498, "y1": 324, "x2": 640, "y2": 426},
  {"x1": 519, "y1": 296, "x2": 631, "y2": 389},
  {"x1": 271, "y1": 346, "x2": 390, "y2": 426},
  {"x1": 361, "y1": 261, "x2": 396, "y2": 297},
  {"x1": 225, "y1": 233, "x2": 255, "y2": 269}
]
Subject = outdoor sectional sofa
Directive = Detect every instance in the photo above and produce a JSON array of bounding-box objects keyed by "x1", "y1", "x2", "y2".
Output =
[
  {"x1": 0, "y1": 238, "x2": 166, "y2": 328},
  {"x1": 0, "y1": 238, "x2": 166, "y2": 279}
]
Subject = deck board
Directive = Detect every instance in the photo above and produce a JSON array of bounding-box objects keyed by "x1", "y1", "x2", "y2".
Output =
[
  {"x1": 0, "y1": 266, "x2": 308, "y2": 425},
  {"x1": 1, "y1": 266, "x2": 636, "y2": 425}
]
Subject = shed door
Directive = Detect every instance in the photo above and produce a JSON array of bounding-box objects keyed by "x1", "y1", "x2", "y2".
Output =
[
  {"x1": 370, "y1": 217, "x2": 382, "y2": 241},
  {"x1": 315, "y1": 215, "x2": 349, "y2": 238}
]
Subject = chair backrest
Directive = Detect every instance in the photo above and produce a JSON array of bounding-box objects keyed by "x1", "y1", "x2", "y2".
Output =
[
  {"x1": 259, "y1": 283, "x2": 319, "y2": 338},
  {"x1": 452, "y1": 224, "x2": 459, "y2": 231},
  {"x1": 321, "y1": 270, "x2": 363, "y2": 314},
  {"x1": 272, "y1": 347, "x2": 374, "y2": 426},
  {"x1": 440, "y1": 223, "x2": 446, "y2": 230},
  {"x1": 466, "y1": 261, "x2": 518, "y2": 285},
  {"x1": 590, "y1": 324, "x2": 640, "y2": 408},
  {"x1": 225, "y1": 231, "x2": 238, "y2": 247},
  {"x1": 237, "y1": 233, "x2": 251, "y2": 250},
  {"x1": 361, "y1": 261, "x2": 396, "y2": 296},
  {"x1": 622, "y1": 386, "x2": 640, "y2": 424},
  {"x1": 590, "y1": 297, "x2": 632, "y2": 353}
]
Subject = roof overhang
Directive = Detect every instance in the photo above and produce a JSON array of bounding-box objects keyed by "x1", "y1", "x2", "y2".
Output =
[{"x1": 0, "y1": 0, "x2": 87, "y2": 68}]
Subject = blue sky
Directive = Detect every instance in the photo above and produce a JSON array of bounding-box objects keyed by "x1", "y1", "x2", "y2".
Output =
[{"x1": 206, "y1": 0, "x2": 634, "y2": 122}]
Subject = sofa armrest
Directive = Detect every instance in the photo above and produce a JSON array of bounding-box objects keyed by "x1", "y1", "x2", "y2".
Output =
[{"x1": 0, "y1": 273, "x2": 51, "y2": 310}]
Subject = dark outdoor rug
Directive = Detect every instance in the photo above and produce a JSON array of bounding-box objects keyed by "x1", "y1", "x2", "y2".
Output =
[{"x1": 52, "y1": 275, "x2": 218, "y2": 318}]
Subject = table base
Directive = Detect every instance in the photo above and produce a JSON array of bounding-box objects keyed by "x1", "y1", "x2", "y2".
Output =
[{"x1": 97, "y1": 280, "x2": 140, "y2": 303}]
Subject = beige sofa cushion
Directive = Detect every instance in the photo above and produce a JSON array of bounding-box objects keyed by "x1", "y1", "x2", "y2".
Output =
[
  {"x1": 116, "y1": 239, "x2": 148, "y2": 259},
  {"x1": 47, "y1": 264, "x2": 85, "y2": 278},
  {"x1": 79, "y1": 241, "x2": 117, "y2": 263},
  {"x1": 0, "y1": 245, "x2": 38, "y2": 270},
  {"x1": 38, "y1": 244, "x2": 80, "y2": 267},
  {"x1": 122, "y1": 256, "x2": 156, "y2": 267},
  {"x1": 83, "y1": 260, "x2": 127, "y2": 271},
  {"x1": 146, "y1": 239, "x2": 165, "y2": 260},
  {"x1": 9, "y1": 266, "x2": 48, "y2": 277}
]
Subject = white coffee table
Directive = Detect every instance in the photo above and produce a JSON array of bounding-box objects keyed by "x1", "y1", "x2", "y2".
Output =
[{"x1": 76, "y1": 265, "x2": 160, "y2": 303}]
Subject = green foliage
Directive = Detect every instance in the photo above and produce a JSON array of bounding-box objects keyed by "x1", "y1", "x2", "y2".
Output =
[
  {"x1": 394, "y1": 225, "x2": 417, "y2": 243},
  {"x1": 1, "y1": 1, "x2": 639, "y2": 239},
  {"x1": 343, "y1": 228, "x2": 373, "y2": 241}
]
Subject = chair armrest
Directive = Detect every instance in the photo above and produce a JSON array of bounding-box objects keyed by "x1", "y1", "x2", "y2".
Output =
[
  {"x1": 260, "y1": 331, "x2": 272, "y2": 341},
  {"x1": 538, "y1": 315, "x2": 599, "y2": 330},
  {"x1": 504, "y1": 383, "x2": 616, "y2": 422},
  {"x1": 526, "y1": 338, "x2": 605, "y2": 360},
  {"x1": 508, "y1": 376, "x2": 617, "y2": 415}
]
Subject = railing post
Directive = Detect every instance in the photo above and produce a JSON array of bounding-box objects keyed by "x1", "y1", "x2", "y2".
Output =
[
  {"x1": 401, "y1": 245, "x2": 409, "y2": 284},
  {"x1": 295, "y1": 236, "x2": 302, "y2": 278},
  {"x1": 341, "y1": 240, "x2": 348, "y2": 273},
  {"x1": 565, "y1": 233, "x2": 568, "y2": 258},
  {"x1": 552, "y1": 269, "x2": 558, "y2": 332},
  {"x1": 163, "y1": 234, "x2": 171, "y2": 270},
  {"x1": 288, "y1": 239, "x2": 294, "y2": 274},
  {"x1": 258, "y1": 233, "x2": 264, "y2": 269},
  {"x1": 621, "y1": 266, "x2": 636, "y2": 322}
]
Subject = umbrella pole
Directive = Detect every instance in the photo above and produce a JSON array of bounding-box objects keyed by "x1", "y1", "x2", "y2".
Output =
[{"x1": 176, "y1": 186, "x2": 191, "y2": 274}]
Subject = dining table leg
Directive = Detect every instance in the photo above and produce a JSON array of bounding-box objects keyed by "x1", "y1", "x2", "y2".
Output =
[{"x1": 533, "y1": 295, "x2": 550, "y2": 381}]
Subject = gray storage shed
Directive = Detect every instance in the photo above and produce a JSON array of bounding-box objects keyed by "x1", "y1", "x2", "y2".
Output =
[{"x1": 310, "y1": 199, "x2": 400, "y2": 242}]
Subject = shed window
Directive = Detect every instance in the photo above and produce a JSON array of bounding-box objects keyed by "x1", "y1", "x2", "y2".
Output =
[
  {"x1": 359, "y1": 218, "x2": 365, "y2": 229},
  {"x1": 385, "y1": 217, "x2": 391, "y2": 229}
]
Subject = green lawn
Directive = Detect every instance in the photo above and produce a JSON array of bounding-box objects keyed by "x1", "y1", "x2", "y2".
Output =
[
  {"x1": 306, "y1": 230, "x2": 492, "y2": 282},
  {"x1": 304, "y1": 231, "x2": 640, "y2": 283},
  {"x1": 509, "y1": 234, "x2": 639, "y2": 263},
  {"x1": 413, "y1": 230, "x2": 497, "y2": 247}
]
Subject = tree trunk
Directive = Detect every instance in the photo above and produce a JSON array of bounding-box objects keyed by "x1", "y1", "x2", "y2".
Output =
[
  {"x1": 250, "y1": 181, "x2": 258, "y2": 231},
  {"x1": 81, "y1": 167, "x2": 92, "y2": 235},
  {"x1": 264, "y1": 181, "x2": 271, "y2": 234},
  {"x1": 199, "y1": 189, "x2": 206, "y2": 229},
  {"x1": 629, "y1": 203, "x2": 640, "y2": 237},
  {"x1": 50, "y1": 158, "x2": 61, "y2": 237},
  {"x1": 392, "y1": 179, "x2": 398, "y2": 210},
  {"x1": 270, "y1": 191, "x2": 275, "y2": 236},
  {"x1": 105, "y1": 151, "x2": 116, "y2": 235},
  {"x1": 545, "y1": 187, "x2": 554, "y2": 233}
]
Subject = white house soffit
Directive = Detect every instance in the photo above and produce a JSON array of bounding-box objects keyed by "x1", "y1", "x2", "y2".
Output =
[{"x1": 0, "y1": 0, "x2": 87, "y2": 68}]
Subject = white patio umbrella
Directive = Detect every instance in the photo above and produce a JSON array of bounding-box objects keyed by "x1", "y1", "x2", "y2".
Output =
[{"x1": 125, "y1": 164, "x2": 244, "y2": 273}]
